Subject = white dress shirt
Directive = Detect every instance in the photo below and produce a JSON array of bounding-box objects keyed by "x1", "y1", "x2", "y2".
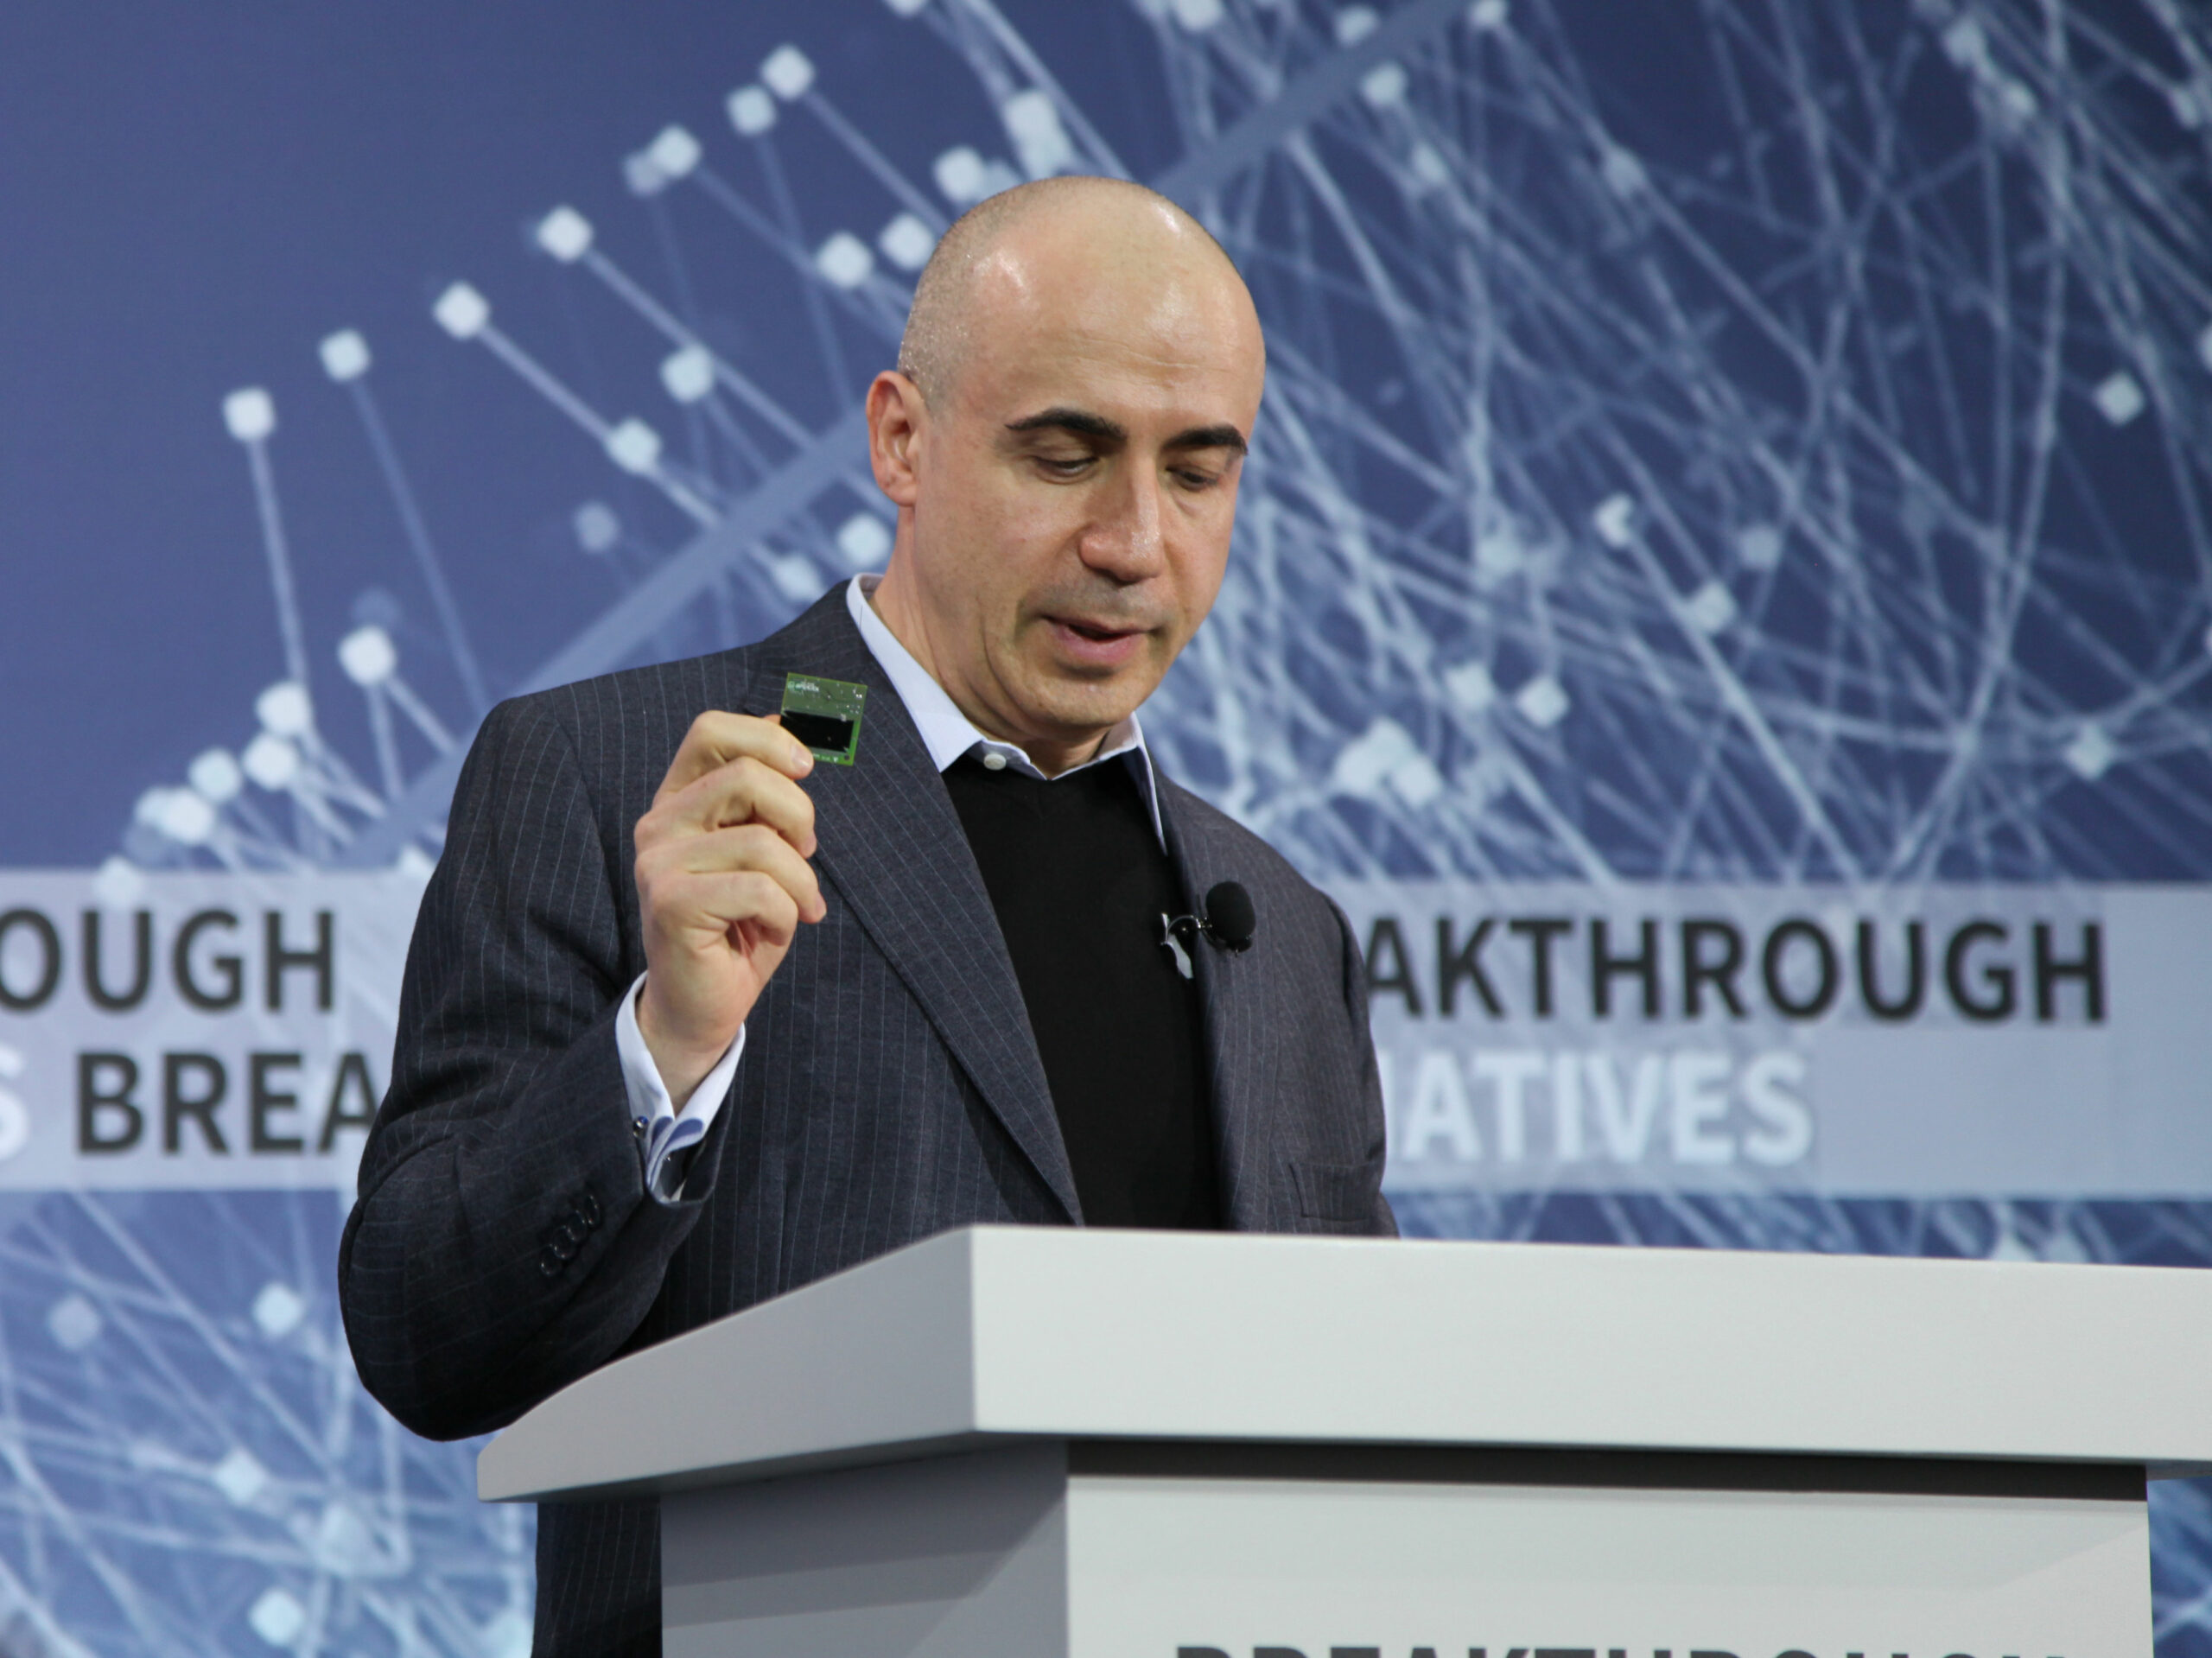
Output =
[{"x1": 615, "y1": 574, "x2": 1162, "y2": 1197}]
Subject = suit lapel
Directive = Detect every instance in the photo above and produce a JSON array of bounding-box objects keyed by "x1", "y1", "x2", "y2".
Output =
[
  {"x1": 1162, "y1": 785, "x2": 1278, "y2": 1232},
  {"x1": 751, "y1": 592, "x2": 1080, "y2": 1224}
]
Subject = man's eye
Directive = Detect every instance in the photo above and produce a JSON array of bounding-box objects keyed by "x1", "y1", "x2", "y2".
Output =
[
  {"x1": 1035, "y1": 454, "x2": 1093, "y2": 476},
  {"x1": 1173, "y1": 467, "x2": 1220, "y2": 490}
]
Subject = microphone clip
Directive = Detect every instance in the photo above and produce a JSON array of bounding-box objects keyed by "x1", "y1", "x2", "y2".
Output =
[{"x1": 1158, "y1": 881, "x2": 1257, "y2": 980}]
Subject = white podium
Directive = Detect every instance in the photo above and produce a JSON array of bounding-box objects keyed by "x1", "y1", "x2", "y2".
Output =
[{"x1": 480, "y1": 1226, "x2": 2212, "y2": 1657}]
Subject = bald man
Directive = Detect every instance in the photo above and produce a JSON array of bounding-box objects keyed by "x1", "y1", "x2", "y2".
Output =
[{"x1": 340, "y1": 177, "x2": 1392, "y2": 1655}]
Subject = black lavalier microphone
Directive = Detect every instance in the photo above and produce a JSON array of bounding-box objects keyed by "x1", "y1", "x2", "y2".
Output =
[
  {"x1": 1200, "y1": 880, "x2": 1255, "y2": 952},
  {"x1": 1160, "y1": 881, "x2": 1257, "y2": 977}
]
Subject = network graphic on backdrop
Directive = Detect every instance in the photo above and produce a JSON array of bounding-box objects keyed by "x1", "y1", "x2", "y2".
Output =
[
  {"x1": 6, "y1": 1, "x2": 2212, "y2": 1653},
  {"x1": 125, "y1": 0, "x2": 2212, "y2": 886}
]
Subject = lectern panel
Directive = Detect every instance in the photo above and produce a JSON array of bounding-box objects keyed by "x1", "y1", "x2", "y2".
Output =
[
  {"x1": 655, "y1": 1441, "x2": 2148, "y2": 1657},
  {"x1": 661, "y1": 1445, "x2": 1066, "y2": 1658},
  {"x1": 1069, "y1": 1470, "x2": 2147, "y2": 1657}
]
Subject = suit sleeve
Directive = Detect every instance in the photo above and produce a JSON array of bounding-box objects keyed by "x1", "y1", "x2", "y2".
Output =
[
  {"x1": 338, "y1": 696, "x2": 717, "y2": 1440},
  {"x1": 1332, "y1": 897, "x2": 1399, "y2": 1238}
]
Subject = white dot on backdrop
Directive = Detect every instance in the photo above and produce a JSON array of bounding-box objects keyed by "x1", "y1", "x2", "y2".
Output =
[
  {"x1": 48, "y1": 1294, "x2": 101, "y2": 1352},
  {"x1": 574, "y1": 501, "x2": 620, "y2": 554},
  {"x1": 647, "y1": 125, "x2": 701, "y2": 181},
  {"x1": 727, "y1": 85, "x2": 777, "y2": 137},
  {"x1": 877, "y1": 213, "x2": 936, "y2": 272},
  {"x1": 1444, "y1": 660, "x2": 1497, "y2": 713},
  {"x1": 1329, "y1": 717, "x2": 1419, "y2": 799},
  {"x1": 768, "y1": 553, "x2": 823, "y2": 604},
  {"x1": 1737, "y1": 524, "x2": 1783, "y2": 569},
  {"x1": 836, "y1": 514, "x2": 893, "y2": 570},
  {"x1": 1361, "y1": 62, "x2": 1408, "y2": 108},
  {"x1": 249, "y1": 1587, "x2": 306, "y2": 1648},
  {"x1": 222, "y1": 387, "x2": 275, "y2": 442},
  {"x1": 660, "y1": 345, "x2": 715, "y2": 404},
  {"x1": 933, "y1": 146, "x2": 988, "y2": 206},
  {"x1": 536, "y1": 206, "x2": 594, "y2": 263},
  {"x1": 2092, "y1": 371, "x2": 2145, "y2": 425},
  {"x1": 1389, "y1": 751, "x2": 1445, "y2": 810},
  {"x1": 243, "y1": 734, "x2": 302, "y2": 791},
  {"x1": 256, "y1": 681, "x2": 313, "y2": 737},
  {"x1": 2063, "y1": 723, "x2": 2115, "y2": 780},
  {"x1": 212, "y1": 1447, "x2": 269, "y2": 1508},
  {"x1": 1683, "y1": 580, "x2": 1738, "y2": 636},
  {"x1": 1601, "y1": 145, "x2": 1649, "y2": 197},
  {"x1": 318, "y1": 329, "x2": 371, "y2": 382},
  {"x1": 604, "y1": 419, "x2": 664, "y2": 475},
  {"x1": 1475, "y1": 529, "x2": 1524, "y2": 581},
  {"x1": 156, "y1": 789, "x2": 217, "y2": 846},
  {"x1": 760, "y1": 44, "x2": 816, "y2": 100},
  {"x1": 432, "y1": 282, "x2": 490, "y2": 339},
  {"x1": 815, "y1": 232, "x2": 874, "y2": 289},
  {"x1": 480, "y1": 1610, "x2": 534, "y2": 1658},
  {"x1": 1592, "y1": 492, "x2": 1637, "y2": 548},
  {"x1": 92, "y1": 855, "x2": 144, "y2": 908},
  {"x1": 338, "y1": 626, "x2": 397, "y2": 687},
  {"x1": 1001, "y1": 90, "x2": 1072, "y2": 178},
  {"x1": 253, "y1": 1282, "x2": 308, "y2": 1339},
  {"x1": 1516, "y1": 674, "x2": 1570, "y2": 728}
]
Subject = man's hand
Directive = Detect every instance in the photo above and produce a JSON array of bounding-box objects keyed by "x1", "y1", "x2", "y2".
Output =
[{"x1": 633, "y1": 712, "x2": 825, "y2": 1108}]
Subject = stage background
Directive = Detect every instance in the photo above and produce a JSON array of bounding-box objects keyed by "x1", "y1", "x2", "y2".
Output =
[{"x1": 3, "y1": 1, "x2": 2209, "y2": 1651}]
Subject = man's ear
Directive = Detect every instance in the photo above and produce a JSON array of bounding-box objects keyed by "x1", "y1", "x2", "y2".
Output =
[{"x1": 867, "y1": 372, "x2": 925, "y2": 507}]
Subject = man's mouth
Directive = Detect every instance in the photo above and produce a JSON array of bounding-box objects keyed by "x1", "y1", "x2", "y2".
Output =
[{"x1": 1046, "y1": 615, "x2": 1149, "y2": 667}]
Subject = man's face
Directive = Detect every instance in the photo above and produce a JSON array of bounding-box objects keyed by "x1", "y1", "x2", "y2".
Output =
[{"x1": 875, "y1": 230, "x2": 1265, "y2": 759}]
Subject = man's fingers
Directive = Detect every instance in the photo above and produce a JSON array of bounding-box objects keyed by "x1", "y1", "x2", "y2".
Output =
[
  {"x1": 668, "y1": 870, "x2": 804, "y2": 952},
  {"x1": 658, "y1": 710, "x2": 815, "y2": 801},
  {"x1": 652, "y1": 823, "x2": 825, "y2": 923},
  {"x1": 657, "y1": 754, "x2": 819, "y2": 854},
  {"x1": 641, "y1": 823, "x2": 825, "y2": 924}
]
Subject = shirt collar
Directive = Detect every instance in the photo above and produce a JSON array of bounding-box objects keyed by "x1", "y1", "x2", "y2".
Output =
[{"x1": 843, "y1": 575, "x2": 1164, "y2": 848}]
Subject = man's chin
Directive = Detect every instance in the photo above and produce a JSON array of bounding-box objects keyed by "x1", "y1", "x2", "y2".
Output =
[{"x1": 1012, "y1": 672, "x2": 1152, "y2": 743}]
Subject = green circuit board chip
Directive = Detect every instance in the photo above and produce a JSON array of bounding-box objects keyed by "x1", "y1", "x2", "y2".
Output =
[{"x1": 780, "y1": 672, "x2": 868, "y2": 765}]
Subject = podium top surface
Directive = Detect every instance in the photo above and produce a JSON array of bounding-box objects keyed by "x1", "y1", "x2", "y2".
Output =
[{"x1": 479, "y1": 1227, "x2": 2212, "y2": 1502}]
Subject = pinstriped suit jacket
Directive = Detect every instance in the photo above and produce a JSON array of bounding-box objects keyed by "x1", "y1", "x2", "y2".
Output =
[{"x1": 337, "y1": 586, "x2": 1393, "y2": 1655}]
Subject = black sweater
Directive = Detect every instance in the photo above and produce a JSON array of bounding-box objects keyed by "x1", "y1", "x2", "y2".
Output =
[{"x1": 943, "y1": 752, "x2": 1222, "y2": 1229}]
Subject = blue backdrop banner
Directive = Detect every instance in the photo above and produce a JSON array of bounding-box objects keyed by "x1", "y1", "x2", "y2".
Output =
[{"x1": 3, "y1": 2, "x2": 2209, "y2": 1652}]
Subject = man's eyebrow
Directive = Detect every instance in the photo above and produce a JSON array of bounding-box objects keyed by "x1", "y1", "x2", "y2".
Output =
[
  {"x1": 1004, "y1": 408, "x2": 1127, "y2": 442},
  {"x1": 1002, "y1": 408, "x2": 1249, "y2": 457},
  {"x1": 1162, "y1": 422, "x2": 1248, "y2": 456}
]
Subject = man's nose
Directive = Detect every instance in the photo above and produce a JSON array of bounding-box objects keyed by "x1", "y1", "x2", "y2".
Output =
[{"x1": 1077, "y1": 461, "x2": 1169, "y2": 582}]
